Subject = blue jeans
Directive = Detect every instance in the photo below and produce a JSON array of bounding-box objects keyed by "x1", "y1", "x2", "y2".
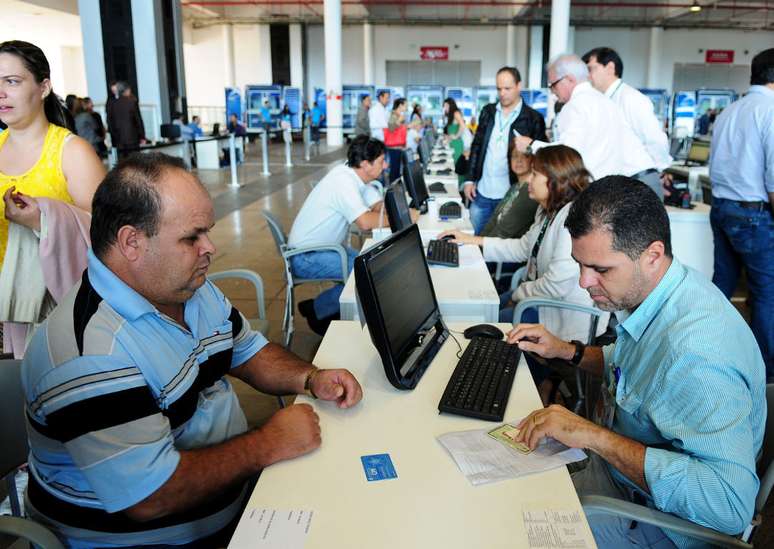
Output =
[
  {"x1": 710, "y1": 198, "x2": 774, "y2": 379},
  {"x1": 386, "y1": 148, "x2": 403, "y2": 185},
  {"x1": 469, "y1": 193, "x2": 501, "y2": 235},
  {"x1": 498, "y1": 292, "x2": 552, "y2": 385},
  {"x1": 290, "y1": 247, "x2": 358, "y2": 319}
]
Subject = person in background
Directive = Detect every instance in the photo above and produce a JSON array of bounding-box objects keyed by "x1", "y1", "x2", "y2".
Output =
[
  {"x1": 105, "y1": 81, "x2": 119, "y2": 147},
  {"x1": 508, "y1": 177, "x2": 765, "y2": 549},
  {"x1": 697, "y1": 108, "x2": 716, "y2": 136},
  {"x1": 186, "y1": 115, "x2": 204, "y2": 138},
  {"x1": 280, "y1": 104, "x2": 293, "y2": 144},
  {"x1": 107, "y1": 80, "x2": 146, "y2": 154},
  {"x1": 355, "y1": 94, "x2": 371, "y2": 137},
  {"x1": 227, "y1": 113, "x2": 246, "y2": 137},
  {"x1": 65, "y1": 93, "x2": 77, "y2": 116},
  {"x1": 81, "y1": 97, "x2": 107, "y2": 157},
  {"x1": 172, "y1": 111, "x2": 193, "y2": 141},
  {"x1": 441, "y1": 145, "x2": 607, "y2": 402},
  {"x1": 384, "y1": 98, "x2": 408, "y2": 183},
  {"x1": 311, "y1": 102, "x2": 324, "y2": 145},
  {"x1": 582, "y1": 47, "x2": 672, "y2": 195},
  {"x1": 709, "y1": 47, "x2": 774, "y2": 381},
  {"x1": 368, "y1": 89, "x2": 390, "y2": 141},
  {"x1": 410, "y1": 103, "x2": 423, "y2": 124},
  {"x1": 289, "y1": 136, "x2": 418, "y2": 335},
  {"x1": 260, "y1": 99, "x2": 272, "y2": 134},
  {"x1": 465, "y1": 66, "x2": 547, "y2": 234},
  {"x1": 467, "y1": 115, "x2": 478, "y2": 134},
  {"x1": 73, "y1": 97, "x2": 104, "y2": 156},
  {"x1": 480, "y1": 147, "x2": 538, "y2": 241},
  {"x1": 0, "y1": 40, "x2": 105, "y2": 356},
  {"x1": 515, "y1": 55, "x2": 658, "y2": 197},
  {"x1": 443, "y1": 98, "x2": 467, "y2": 187}
]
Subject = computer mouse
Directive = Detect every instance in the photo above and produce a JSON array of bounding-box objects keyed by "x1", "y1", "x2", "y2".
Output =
[
  {"x1": 440, "y1": 234, "x2": 455, "y2": 241},
  {"x1": 463, "y1": 324, "x2": 504, "y2": 340}
]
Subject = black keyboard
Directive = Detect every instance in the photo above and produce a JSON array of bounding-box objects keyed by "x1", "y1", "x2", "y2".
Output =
[
  {"x1": 438, "y1": 337, "x2": 521, "y2": 421},
  {"x1": 428, "y1": 182, "x2": 446, "y2": 193},
  {"x1": 439, "y1": 201, "x2": 462, "y2": 219},
  {"x1": 426, "y1": 239, "x2": 459, "y2": 267},
  {"x1": 429, "y1": 168, "x2": 453, "y2": 176}
]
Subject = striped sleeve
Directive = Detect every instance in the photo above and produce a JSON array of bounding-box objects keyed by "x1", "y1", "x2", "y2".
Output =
[{"x1": 27, "y1": 353, "x2": 180, "y2": 513}]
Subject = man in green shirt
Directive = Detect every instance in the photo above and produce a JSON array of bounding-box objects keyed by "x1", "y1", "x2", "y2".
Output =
[{"x1": 481, "y1": 148, "x2": 538, "y2": 239}]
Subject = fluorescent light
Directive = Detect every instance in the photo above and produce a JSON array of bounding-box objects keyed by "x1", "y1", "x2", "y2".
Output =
[{"x1": 689, "y1": 1, "x2": 702, "y2": 12}]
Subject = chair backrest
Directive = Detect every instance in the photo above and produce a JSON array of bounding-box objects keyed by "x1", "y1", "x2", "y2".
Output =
[
  {"x1": 755, "y1": 383, "x2": 774, "y2": 513},
  {"x1": 0, "y1": 359, "x2": 28, "y2": 478},
  {"x1": 262, "y1": 210, "x2": 288, "y2": 255}
]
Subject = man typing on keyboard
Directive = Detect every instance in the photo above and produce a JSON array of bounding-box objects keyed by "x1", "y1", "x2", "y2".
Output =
[{"x1": 506, "y1": 177, "x2": 766, "y2": 549}]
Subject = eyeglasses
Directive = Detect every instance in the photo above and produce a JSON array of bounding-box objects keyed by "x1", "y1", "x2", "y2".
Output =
[{"x1": 548, "y1": 75, "x2": 566, "y2": 90}]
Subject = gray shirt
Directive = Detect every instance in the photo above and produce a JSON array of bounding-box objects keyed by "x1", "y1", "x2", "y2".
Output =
[{"x1": 355, "y1": 105, "x2": 370, "y2": 137}]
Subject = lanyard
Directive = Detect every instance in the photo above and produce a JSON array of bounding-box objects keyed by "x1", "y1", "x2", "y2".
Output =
[
  {"x1": 608, "y1": 80, "x2": 623, "y2": 99},
  {"x1": 495, "y1": 108, "x2": 517, "y2": 145},
  {"x1": 526, "y1": 214, "x2": 553, "y2": 280}
]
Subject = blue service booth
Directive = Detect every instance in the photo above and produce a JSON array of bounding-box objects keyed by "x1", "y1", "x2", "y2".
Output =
[
  {"x1": 521, "y1": 89, "x2": 549, "y2": 119},
  {"x1": 313, "y1": 88, "x2": 327, "y2": 128},
  {"x1": 445, "y1": 87, "x2": 475, "y2": 123},
  {"x1": 342, "y1": 85, "x2": 375, "y2": 133},
  {"x1": 282, "y1": 86, "x2": 303, "y2": 129},
  {"x1": 670, "y1": 88, "x2": 737, "y2": 136},
  {"x1": 244, "y1": 85, "x2": 282, "y2": 132},
  {"x1": 639, "y1": 88, "x2": 670, "y2": 126},
  {"x1": 406, "y1": 85, "x2": 445, "y2": 127}
]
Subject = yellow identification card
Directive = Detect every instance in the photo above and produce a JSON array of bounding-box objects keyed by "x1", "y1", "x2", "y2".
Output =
[{"x1": 487, "y1": 424, "x2": 532, "y2": 454}]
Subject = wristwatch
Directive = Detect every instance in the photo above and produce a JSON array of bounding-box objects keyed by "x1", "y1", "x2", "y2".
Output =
[
  {"x1": 569, "y1": 340, "x2": 586, "y2": 366},
  {"x1": 303, "y1": 367, "x2": 320, "y2": 399}
]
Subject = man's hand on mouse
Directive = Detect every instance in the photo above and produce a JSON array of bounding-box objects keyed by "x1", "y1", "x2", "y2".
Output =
[{"x1": 505, "y1": 324, "x2": 575, "y2": 361}]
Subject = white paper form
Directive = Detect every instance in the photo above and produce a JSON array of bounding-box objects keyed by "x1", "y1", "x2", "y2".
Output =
[
  {"x1": 437, "y1": 426, "x2": 586, "y2": 486},
  {"x1": 229, "y1": 508, "x2": 314, "y2": 549},
  {"x1": 522, "y1": 506, "x2": 591, "y2": 548}
]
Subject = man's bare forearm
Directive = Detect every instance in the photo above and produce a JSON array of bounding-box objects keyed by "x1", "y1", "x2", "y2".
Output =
[
  {"x1": 125, "y1": 429, "x2": 269, "y2": 521},
  {"x1": 230, "y1": 343, "x2": 313, "y2": 395},
  {"x1": 555, "y1": 341, "x2": 605, "y2": 377},
  {"x1": 588, "y1": 427, "x2": 649, "y2": 493}
]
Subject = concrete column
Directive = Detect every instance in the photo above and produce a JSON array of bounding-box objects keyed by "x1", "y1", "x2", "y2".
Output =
[
  {"x1": 646, "y1": 27, "x2": 663, "y2": 88},
  {"x1": 223, "y1": 24, "x2": 236, "y2": 88},
  {"x1": 506, "y1": 24, "x2": 516, "y2": 67},
  {"x1": 77, "y1": 0, "x2": 107, "y2": 106},
  {"x1": 131, "y1": 0, "x2": 169, "y2": 140},
  {"x1": 548, "y1": 0, "x2": 571, "y2": 60},
  {"x1": 289, "y1": 23, "x2": 304, "y2": 88},
  {"x1": 513, "y1": 26, "x2": 529, "y2": 78},
  {"x1": 324, "y1": 0, "x2": 343, "y2": 146},
  {"x1": 528, "y1": 25, "x2": 544, "y2": 89},
  {"x1": 363, "y1": 22, "x2": 374, "y2": 85}
]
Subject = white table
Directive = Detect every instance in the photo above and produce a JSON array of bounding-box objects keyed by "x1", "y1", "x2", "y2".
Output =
[
  {"x1": 233, "y1": 321, "x2": 596, "y2": 549},
  {"x1": 340, "y1": 239, "x2": 500, "y2": 322},
  {"x1": 194, "y1": 135, "x2": 245, "y2": 170},
  {"x1": 373, "y1": 198, "x2": 474, "y2": 242},
  {"x1": 666, "y1": 202, "x2": 713, "y2": 279}
]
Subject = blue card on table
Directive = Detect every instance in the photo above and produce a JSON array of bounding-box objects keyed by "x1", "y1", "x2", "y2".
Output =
[{"x1": 360, "y1": 453, "x2": 397, "y2": 482}]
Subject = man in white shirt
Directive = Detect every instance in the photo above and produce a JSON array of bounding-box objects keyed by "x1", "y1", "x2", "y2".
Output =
[
  {"x1": 289, "y1": 135, "x2": 417, "y2": 334},
  {"x1": 368, "y1": 90, "x2": 391, "y2": 142},
  {"x1": 582, "y1": 47, "x2": 672, "y2": 197},
  {"x1": 515, "y1": 54, "x2": 659, "y2": 196}
]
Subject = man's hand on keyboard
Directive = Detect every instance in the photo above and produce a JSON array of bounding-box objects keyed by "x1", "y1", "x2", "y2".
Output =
[
  {"x1": 506, "y1": 324, "x2": 575, "y2": 362},
  {"x1": 515, "y1": 404, "x2": 601, "y2": 451}
]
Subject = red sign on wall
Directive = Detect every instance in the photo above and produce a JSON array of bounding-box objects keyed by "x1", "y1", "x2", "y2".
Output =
[
  {"x1": 420, "y1": 46, "x2": 449, "y2": 61},
  {"x1": 705, "y1": 50, "x2": 735, "y2": 63}
]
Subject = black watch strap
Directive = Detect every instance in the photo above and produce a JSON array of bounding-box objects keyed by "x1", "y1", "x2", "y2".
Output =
[{"x1": 569, "y1": 340, "x2": 586, "y2": 366}]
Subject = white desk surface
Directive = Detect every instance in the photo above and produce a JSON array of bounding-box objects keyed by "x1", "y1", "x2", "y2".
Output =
[
  {"x1": 339, "y1": 239, "x2": 500, "y2": 322},
  {"x1": 665, "y1": 202, "x2": 713, "y2": 279},
  {"x1": 237, "y1": 321, "x2": 596, "y2": 549}
]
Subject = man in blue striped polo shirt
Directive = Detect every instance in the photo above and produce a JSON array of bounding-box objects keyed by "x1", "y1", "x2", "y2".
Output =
[
  {"x1": 508, "y1": 178, "x2": 766, "y2": 548},
  {"x1": 21, "y1": 153, "x2": 363, "y2": 548}
]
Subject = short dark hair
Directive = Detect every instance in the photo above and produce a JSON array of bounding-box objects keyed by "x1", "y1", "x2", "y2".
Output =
[
  {"x1": 377, "y1": 90, "x2": 390, "y2": 100},
  {"x1": 581, "y1": 47, "x2": 624, "y2": 78},
  {"x1": 346, "y1": 135, "x2": 385, "y2": 168},
  {"x1": 751, "y1": 48, "x2": 774, "y2": 85},
  {"x1": 392, "y1": 98, "x2": 406, "y2": 111},
  {"x1": 90, "y1": 153, "x2": 187, "y2": 259},
  {"x1": 565, "y1": 176, "x2": 672, "y2": 259},
  {"x1": 496, "y1": 66, "x2": 522, "y2": 84}
]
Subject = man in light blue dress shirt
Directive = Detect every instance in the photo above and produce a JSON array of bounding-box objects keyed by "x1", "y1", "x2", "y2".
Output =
[
  {"x1": 508, "y1": 178, "x2": 766, "y2": 548},
  {"x1": 709, "y1": 48, "x2": 774, "y2": 381}
]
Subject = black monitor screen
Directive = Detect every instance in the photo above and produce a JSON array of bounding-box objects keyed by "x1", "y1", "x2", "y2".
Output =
[
  {"x1": 368, "y1": 229, "x2": 437, "y2": 361},
  {"x1": 385, "y1": 179, "x2": 412, "y2": 232},
  {"x1": 402, "y1": 154, "x2": 429, "y2": 209}
]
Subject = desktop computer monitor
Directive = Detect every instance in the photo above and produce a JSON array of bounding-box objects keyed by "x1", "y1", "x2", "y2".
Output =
[
  {"x1": 384, "y1": 179, "x2": 413, "y2": 232},
  {"x1": 402, "y1": 152, "x2": 430, "y2": 210},
  {"x1": 686, "y1": 140, "x2": 710, "y2": 164},
  {"x1": 354, "y1": 223, "x2": 448, "y2": 390}
]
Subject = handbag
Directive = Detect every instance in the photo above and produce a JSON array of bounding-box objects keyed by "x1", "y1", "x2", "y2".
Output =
[{"x1": 383, "y1": 124, "x2": 407, "y2": 148}]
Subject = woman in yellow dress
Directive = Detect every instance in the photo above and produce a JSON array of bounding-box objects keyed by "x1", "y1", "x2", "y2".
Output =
[{"x1": 0, "y1": 40, "x2": 104, "y2": 263}]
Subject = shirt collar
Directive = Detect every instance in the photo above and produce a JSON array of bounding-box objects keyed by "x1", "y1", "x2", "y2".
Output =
[
  {"x1": 496, "y1": 100, "x2": 523, "y2": 117},
  {"x1": 749, "y1": 85, "x2": 774, "y2": 98},
  {"x1": 617, "y1": 258, "x2": 686, "y2": 342},
  {"x1": 603, "y1": 79, "x2": 623, "y2": 98},
  {"x1": 87, "y1": 249, "x2": 160, "y2": 322}
]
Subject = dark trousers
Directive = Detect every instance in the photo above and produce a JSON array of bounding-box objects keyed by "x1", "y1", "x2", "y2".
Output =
[{"x1": 710, "y1": 197, "x2": 774, "y2": 379}]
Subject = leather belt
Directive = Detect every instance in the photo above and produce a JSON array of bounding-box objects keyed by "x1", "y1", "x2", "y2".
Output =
[{"x1": 713, "y1": 197, "x2": 770, "y2": 212}]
